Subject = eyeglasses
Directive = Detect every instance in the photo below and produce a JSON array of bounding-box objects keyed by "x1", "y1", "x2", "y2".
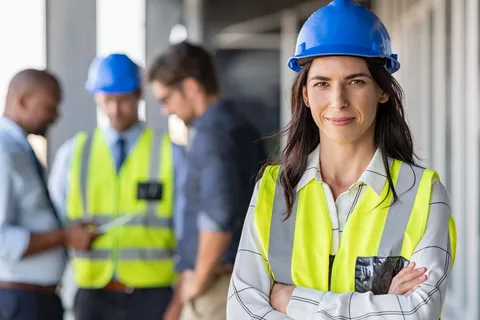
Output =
[{"x1": 156, "y1": 81, "x2": 184, "y2": 106}]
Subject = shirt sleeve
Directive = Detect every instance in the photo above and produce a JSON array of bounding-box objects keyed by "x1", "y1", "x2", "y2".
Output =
[
  {"x1": 286, "y1": 179, "x2": 454, "y2": 320},
  {"x1": 47, "y1": 138, "x2": 75, "y2": 222},
  {"x1": 0, "y1": 153, "x2": 30, "y2": 261},
  {"x1": 195, "y1": 131, "x2": 241, "y2": 233},
  {"x1": 172, "y1": 143, "x2": 187, "y2": 239},
  {"x1": 227, "y1": 180, "x2": 294, "y2": 320}
]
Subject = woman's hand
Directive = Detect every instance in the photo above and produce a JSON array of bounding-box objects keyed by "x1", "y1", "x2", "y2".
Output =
[
  {"x1": 270, "y1": 283, "x2": 296, "y2": 314},
  {"x1": 388, "y1": 262, "x2": 427, "y2": 295}
]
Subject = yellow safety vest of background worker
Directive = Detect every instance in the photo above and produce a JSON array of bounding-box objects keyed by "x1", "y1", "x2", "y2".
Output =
[
  {"x1": 48, "y1": 53, "x2": 179, "y2": 320},
  {"x1": 227, "y1": 0, "x2": 457, "y2": 319}
]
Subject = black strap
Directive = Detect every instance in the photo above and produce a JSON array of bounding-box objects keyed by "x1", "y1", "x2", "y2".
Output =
[{"x1": 28, "y1": 145, "x2": 63, "y2": 228}]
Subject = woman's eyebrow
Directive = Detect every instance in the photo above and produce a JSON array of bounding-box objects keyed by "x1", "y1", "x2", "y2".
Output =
[
  {"x1": 308, "y1": 73, "x2": 373, "y2": 82},
  {"x1": 344, "y1": 72, "x2": 372, "y2": 80},
  {"x1": 308, "y1": 75, "x2": 330, "y2": 82}
]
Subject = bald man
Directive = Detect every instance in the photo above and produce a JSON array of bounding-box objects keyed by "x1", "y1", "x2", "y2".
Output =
[{"x1": 0, "y1": 69, "x2": 96, "y2": 320}]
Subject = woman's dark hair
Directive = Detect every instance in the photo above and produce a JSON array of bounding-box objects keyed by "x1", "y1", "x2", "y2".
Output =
[{"x1": 269, "y1": 58, "x2": 416, "y2": 218}]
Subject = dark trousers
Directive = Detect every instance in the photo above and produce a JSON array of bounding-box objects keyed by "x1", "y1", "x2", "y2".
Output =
[
  {"x1": 0, "y1": 288, "x2": 63, "y2": 320},
  {"x1": 74, "y1": 287, "x2": 172, "y2": 320}
]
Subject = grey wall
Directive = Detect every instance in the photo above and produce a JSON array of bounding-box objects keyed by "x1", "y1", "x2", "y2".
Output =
[
  {"x1": 46, "y1": 0, "x2": 97, "y2": 167},
  {"x1": 216, "y1": 49, "x2": 281, "y2": 157},
  {"x1": 145, "y1": 0, "x2": 183, "y2": 132},
  {"x1": 206, "y1": 0, "x2": 309, "y2": 37}
]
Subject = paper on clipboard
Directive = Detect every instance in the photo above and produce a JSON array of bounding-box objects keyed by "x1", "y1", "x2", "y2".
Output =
[{"x1": 97, "y1": 215, "x2": 137, "y2": 233}]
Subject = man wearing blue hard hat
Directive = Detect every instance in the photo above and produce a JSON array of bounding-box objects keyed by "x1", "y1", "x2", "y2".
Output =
[
  {"x1": 228, "y1": 0, "x2": 455, "y2": 319},
  {"x1": 49, "y1": 53, "x2": 180, "y2": 319}
]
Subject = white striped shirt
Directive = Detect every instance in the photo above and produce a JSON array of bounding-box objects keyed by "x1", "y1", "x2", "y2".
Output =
[{"x1": 227, "y1": 146, "x2": 454, "y2": 319}]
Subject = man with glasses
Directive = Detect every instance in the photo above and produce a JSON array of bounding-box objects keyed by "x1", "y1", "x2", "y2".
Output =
[{"x1": 147, "y1": 42, "x2": 266, "y2": 320}]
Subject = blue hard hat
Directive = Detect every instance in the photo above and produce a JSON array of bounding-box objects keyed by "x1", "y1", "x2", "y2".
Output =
[
  {"x1": 288, "y1": 0, "x2": 400, "y2": 74},
  {"x1": 85, "y1": 53, "x2": 141, "y2": 94}
]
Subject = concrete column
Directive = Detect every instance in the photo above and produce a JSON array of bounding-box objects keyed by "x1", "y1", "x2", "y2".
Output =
[
  {"x1": 279, "y1": 9, "x2": 298, "y2": 148},
  {"x1": 431, "y1": 0, "x2": 447, "y2": 181},
  {"x1": 450, "y1": 0, "x2": 467, "y2": 316},
  {"x1": 46, "y1": 0, "x2": 97, "y2": 167},
  {"x1": 145, "y1": 0, "x2": 182, "y2": 132},
  {"x1": 417, "y1": 13, "x2": 431, "y2": 166},
  {"x1": 464, "y1": 0, "x2": 480, "y2": 317},
  {"x1": 45, "y1": 3, "x2": 96, "y2": 318},
  {"x1": 184, "y1": 0, "x2": 204, "y2": 44}
]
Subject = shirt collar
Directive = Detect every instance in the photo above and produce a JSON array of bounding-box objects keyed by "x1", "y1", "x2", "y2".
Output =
[
  {"x1": 295, "y1": 145, "x2": 388, "y2": 196},
  {"x1": 358, "y1": 149, "x2": 390, "y2": 196},
  {"x1": 190, "y1": 98, "x2": 225, "y2": 128},
  {"x1": 0, "y1": 116, "x2": 30, "y2": 150},
  {"x1": 103, "y1": 121, "x2": 144, "y2": 148}
]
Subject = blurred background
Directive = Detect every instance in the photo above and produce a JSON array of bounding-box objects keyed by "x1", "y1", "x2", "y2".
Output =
[{"x1": 0, "y1": 0, "x2": 476, "y2": 319}]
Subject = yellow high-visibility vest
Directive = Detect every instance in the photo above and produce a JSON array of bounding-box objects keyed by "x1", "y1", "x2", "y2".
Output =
[
  {"x1": 66, "y1": 128, "x2": 175, "y2": 288},
  {"x1": 254, "y1": 160, "x2": 456, "y2": 294}
]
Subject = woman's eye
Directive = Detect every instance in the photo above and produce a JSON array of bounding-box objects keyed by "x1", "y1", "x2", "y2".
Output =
[
  {"x1": 350, "y1": 79, "x2": 366, "y2": 85},
  {"x1": 314, "y1": 82, "x2": 329, "y2": 87}
]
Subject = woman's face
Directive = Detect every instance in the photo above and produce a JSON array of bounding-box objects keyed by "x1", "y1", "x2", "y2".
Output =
[{"x1": 303, "y1": 56, "x2": 389, "y2": 145}]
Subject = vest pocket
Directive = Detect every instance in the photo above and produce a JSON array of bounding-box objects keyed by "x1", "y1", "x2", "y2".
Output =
[{"x1": 355, "y1": 256, "x2": 409, "y2": 294}]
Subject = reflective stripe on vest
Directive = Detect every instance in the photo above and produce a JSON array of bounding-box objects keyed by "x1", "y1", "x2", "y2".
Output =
[
  {"x1": 254, "y1": 160, "x2": 440, "y2": 293},
  {"x1": 66, "y1": 128, "x2": 175, "y2": 288},
  {"x1": 68, "y1": 214, "x2": 173, "y2": 228},
  {"x1": 73, "y1": 248, "x2": 175, "y2": 260}
]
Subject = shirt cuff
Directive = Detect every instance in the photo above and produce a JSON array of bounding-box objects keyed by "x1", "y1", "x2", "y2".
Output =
[
  {"x1": 0, "y1": 226, "x2": 30, "y2": 261},
  {"x1": 197, "y1": 211, "x2": 224, "y2": 232},
  {"x1": 286, "y1": 286, "x2": 323, "y2": 318}
]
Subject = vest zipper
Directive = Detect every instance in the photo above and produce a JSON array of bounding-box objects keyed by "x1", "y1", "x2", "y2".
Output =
[{"x1": 328, "y1": 255, "x2": 335, "y2": 290}]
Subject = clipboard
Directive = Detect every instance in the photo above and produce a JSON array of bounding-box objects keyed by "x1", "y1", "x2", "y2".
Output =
[{"x1": 96, "y1": 215, "x2": 137, "y2": 233}]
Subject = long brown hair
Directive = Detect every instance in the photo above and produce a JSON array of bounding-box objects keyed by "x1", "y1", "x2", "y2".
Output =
[{"x1": 267, "y1": 58, "x2": 416, "y2": 218}]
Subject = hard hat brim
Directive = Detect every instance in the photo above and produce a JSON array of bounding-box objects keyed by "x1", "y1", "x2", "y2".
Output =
[
  {"x1": 85, "y1": 82, "x2": 140, "y2": 95},
  {"x1": 288, "y1": 45, "x2": 400, "y2": 74}
]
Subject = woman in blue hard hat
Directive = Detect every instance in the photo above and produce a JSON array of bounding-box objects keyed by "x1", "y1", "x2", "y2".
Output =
[{"x1": 227, "y1": 0, "x2": 456, "y2": 319}]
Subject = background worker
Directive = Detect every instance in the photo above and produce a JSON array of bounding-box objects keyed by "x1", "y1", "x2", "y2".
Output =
[
  {"x1": 227, "y1": 0, "x2": 456, "y2": 319},
  {"x1": 147, "y1": 41, "x2": 267, "y2": 320},
  {"x1": 0, "y1": 69, "x2": 67, "y2": 320},
  {"x1": 49, "y1": 53, "x2": 181, "y2": 320}
]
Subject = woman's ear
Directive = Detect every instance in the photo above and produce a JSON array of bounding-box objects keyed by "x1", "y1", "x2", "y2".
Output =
[
  {"x1": 302, "y1": 87, "x2": 309, "y2": 108},
  {"x1": 379, "y1": 92, "x2": 390, "y2": 104}
]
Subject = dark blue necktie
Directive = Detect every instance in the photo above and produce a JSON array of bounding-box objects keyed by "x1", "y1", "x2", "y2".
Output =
[
  {"x1": 28, "y1": 145, "x2": 62, "y2": 228},
  {"x1": 115, "y1": 138, "x2": 126, "y2": 172}
]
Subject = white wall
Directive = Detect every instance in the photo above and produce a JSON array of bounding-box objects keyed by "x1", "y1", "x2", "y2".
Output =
[
  {"x1": 0, "y1": 0, "x2": 46, "y2": 111},
  {"x1": 0, "y1": 0, "x2": 47, "y2": 163}
]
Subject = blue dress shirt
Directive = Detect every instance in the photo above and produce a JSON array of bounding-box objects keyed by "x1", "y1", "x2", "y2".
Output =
[
  {"x1": 176, "y1": 99, "x2": 266, "y2": 271},
  {"x1": 0, "y1": 116, "x2": 66, "y2": 285}
]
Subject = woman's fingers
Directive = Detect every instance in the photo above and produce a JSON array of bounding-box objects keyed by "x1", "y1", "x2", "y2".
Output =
[
  {"x1": 394, "y1": 262, "x2": 415, "y2": 277},
  {"x1": 397, "y1": 267, "x2": 427, "y2": 284},
  {"x1": 388, "y1": 262, "x2": 428, "y2": 295},
  {"x1": 398, "y1": 274, "x2": 428, "y2": 294}
]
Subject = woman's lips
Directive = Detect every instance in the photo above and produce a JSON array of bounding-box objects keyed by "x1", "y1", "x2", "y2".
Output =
[{"x1": 326, "y1": 117, "x2": 355, "y2": 126}]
